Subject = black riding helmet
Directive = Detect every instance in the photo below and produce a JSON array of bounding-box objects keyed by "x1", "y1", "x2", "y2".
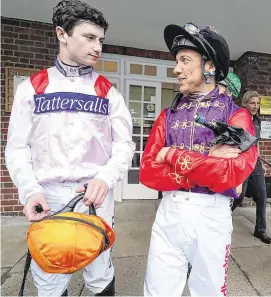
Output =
[{"x1": 164, "y1": 23, "x2": 230, "y2": 82}]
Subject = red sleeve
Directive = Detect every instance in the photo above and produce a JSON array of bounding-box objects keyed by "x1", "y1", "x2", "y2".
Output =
[
  {"x1": 139, "y1": 109, "x2": 194, "y2": 191},
  {"x1": 164, "y1": 108, "x2": 258, "y2": 192}
]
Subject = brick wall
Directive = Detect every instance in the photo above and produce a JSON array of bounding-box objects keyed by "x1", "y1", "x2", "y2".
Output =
[
  {"x1": 234, "y1": 51, "x2": 271, "y2": 175},
  {"x1": 1, "y1": 18, "x2": 57, "y2": 215},
  {"x1": 1, "y1": 17, "x2": 271, "y2": 215},
  {"x1": 234, "y1": 51, "x2": 271, "y2": 96}
]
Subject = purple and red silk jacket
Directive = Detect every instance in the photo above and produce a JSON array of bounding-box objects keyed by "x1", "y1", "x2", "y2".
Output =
[{"x1": 139, "y1": 88, "x2": 258, "y2": 198}]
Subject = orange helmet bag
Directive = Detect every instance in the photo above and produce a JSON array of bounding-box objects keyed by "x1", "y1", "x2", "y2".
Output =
[{"x1": 19, "y1": 187, "x2": 115, "y2": 296}]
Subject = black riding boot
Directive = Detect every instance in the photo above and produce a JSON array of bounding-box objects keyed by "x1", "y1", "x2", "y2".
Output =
[{"x1": 95, "y1": 277, "x2": 115, "y2": 296}]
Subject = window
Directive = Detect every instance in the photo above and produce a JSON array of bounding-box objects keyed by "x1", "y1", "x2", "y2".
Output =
[
  {"x1": 167, "y1": 68, "x2": 175, "y2": 78},
  {"x1": 93, "y1": 59, "x2": 119, "y2": 74},
  {"x1": 144, "y1": 65, "x2": 157, "y2": 76},
  {"x1": 129, "y1": 63, "x2": 157, "y2": 76},
  {"x1": 104, "y1": 61, "x2": 118, "y2": 73},
  {"x1": 130, "y1": 64, "x2": 143, "y2": 75}
]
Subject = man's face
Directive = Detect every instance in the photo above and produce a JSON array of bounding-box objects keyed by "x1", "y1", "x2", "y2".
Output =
[
  {"x1": 173, "y1": 49, "x2": 213, "y2": 94},
  {"x1": 244, "y1": 97, "x2": 261, "y2": 115},
  {"x1": 58, "y1": 22, "x2": 105, "y2": 66}
]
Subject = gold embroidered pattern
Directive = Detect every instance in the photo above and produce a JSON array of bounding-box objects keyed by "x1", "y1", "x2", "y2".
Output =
[
  {"x1": 199, "y1": 101, "x2": 212, "y2": 108},
  {"x1": 189, "y1": 98, "x2": 202, "y2": 150},
  {"x1": 177, "y1": 102, "x2": 198, "y2": 110},
  {"x1": 177, "y1": 100, "x2": 225, "y2": 110},
  {"x1": 171, "y1": 143, "x2": 190, "y2": 150},
  {"x1": 200, "y1": 101, "x2": 225, "y2": 109},
  {"x1": 171, "y1": 156, "x2": 193, "y2": 184},
  {"x1": 171, "y1": 121, "x2": 180, "y2": 129},
  {"x1": 192, "y1": 143, "x2": 211, "y2": 154},
  {"x1": 172, "y1": 118, "x2": 219, "y2": 130},
  {"x1": 171, "y1": 173, "x2": 184, "y2": 184},
  {"x1": 177, "y1": 156, "x2": 192, "y2": 171},
  {"x1": 214, "y1": 101, "x2": 225, "y2": 108},
  {"x1": 171, "y1": 145, "x2": 186, "y2": 184},
  {"x1": 171, "y1": 119, "x2": 193, "y2": 129},
  {"x1": 172, "y1": 143, "x2": 210, "y2": 154},
  {"x1": 178, "y1": 100, "x2": 225, "y2": 110}
]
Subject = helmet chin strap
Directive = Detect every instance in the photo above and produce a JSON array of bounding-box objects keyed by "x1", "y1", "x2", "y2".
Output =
[{"x1": 201, "y1": 57, "x2": 215, "y2": 84}]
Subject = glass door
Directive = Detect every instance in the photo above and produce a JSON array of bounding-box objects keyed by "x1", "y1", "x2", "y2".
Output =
[
  {"x1": 161, "y1": 82, "x2": 180, "y2": 110},
  {"x1": 122, "y1": 80, "x2": 161, "y2": 200}
]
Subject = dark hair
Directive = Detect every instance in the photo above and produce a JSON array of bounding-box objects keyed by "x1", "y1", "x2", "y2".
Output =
[{"x1": 52, "y1": 0, "x2": 109, "y2": 35}]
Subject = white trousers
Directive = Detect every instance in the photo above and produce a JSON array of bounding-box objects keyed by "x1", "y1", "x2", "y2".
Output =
[
  {"x1": 30, "y1": 182, "x2": 115, "y2": 296},
  {"x1": 144, "y1": 191, "x2": 233, "y2": 297}
]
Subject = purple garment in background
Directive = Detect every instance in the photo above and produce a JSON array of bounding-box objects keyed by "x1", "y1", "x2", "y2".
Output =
[{"x1": 165, "y1": 87, "x2": 240, "y2": 198}]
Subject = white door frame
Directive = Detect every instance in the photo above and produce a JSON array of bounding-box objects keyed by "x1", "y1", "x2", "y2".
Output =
[{"x1": 122, "y1": 79, "x2": 161, "y2": 200}]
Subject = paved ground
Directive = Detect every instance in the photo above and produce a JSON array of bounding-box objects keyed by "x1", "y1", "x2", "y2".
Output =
[{"x1": 1, "y1": 200, "x2": 271, "y2": 296}]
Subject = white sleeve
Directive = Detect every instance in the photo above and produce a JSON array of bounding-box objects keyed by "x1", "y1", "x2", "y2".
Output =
[
  {"x1": 95, "y1": 87, "x2": 135, "y2": 188},
  {"x1": 5, "y1": 80, "x2": 45, "y2": 205}
]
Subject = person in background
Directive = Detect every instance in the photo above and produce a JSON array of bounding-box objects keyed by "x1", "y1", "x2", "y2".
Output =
[{"x1": 231, "y1": 91, "x2": 270, "y2": 244}]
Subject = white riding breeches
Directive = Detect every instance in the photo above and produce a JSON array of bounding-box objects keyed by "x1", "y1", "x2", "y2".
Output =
[
  {"x1": 30, "y1": 182, "x2": 115, "y2": 296},
  {"x1": 144, "y1": 191, "x2": 233, "y2": 297}
]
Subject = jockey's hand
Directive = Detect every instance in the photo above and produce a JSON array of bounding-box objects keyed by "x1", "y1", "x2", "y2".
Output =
[
  {"x1": 23, "y1": 193, "x2": 50, "y2": 222},
  {"x1": 236, "y1": 184, "x2": 243, "y2": 195},
  {"x1": 209, "y1": 144, "x2": 242, "y2": 159},
  {"x1": 76, "y1": 178, "x2": 109, "y2": 208},
  {"x1": 155, "y1": 147, "x2": 171, "y2": 162}
]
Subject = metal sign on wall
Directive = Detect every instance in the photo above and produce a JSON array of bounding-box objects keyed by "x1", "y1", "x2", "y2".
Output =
[
  {"x1": 261, "y1": 121, "x2": 271, "y2": 139},
  {"x1": 260, "y1": 96, "x2": 271, "y2": 115},
  {"x1": 5, "y1": 67, "x2": 39, "y2": 112}
]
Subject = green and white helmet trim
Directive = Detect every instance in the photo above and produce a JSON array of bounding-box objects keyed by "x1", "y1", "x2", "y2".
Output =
[{"x1": 220, "y1": 71, "x2": 241, "y2": 98}]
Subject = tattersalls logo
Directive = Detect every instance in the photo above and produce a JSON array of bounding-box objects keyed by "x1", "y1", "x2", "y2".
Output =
[{"x1": 33, "y1": 92, "x2": 109, "y2": 115}]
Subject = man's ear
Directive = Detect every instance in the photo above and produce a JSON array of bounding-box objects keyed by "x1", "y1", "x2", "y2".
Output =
[
  {"x1": 56, "y1": 26, "x2": 68, "y2": 44},
  {"x1": 204, "y1": 60, "x2": 216, "y2": 75},
  {"x1": 227, "y1": 91, "x2": 233, "y2": 96}
]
